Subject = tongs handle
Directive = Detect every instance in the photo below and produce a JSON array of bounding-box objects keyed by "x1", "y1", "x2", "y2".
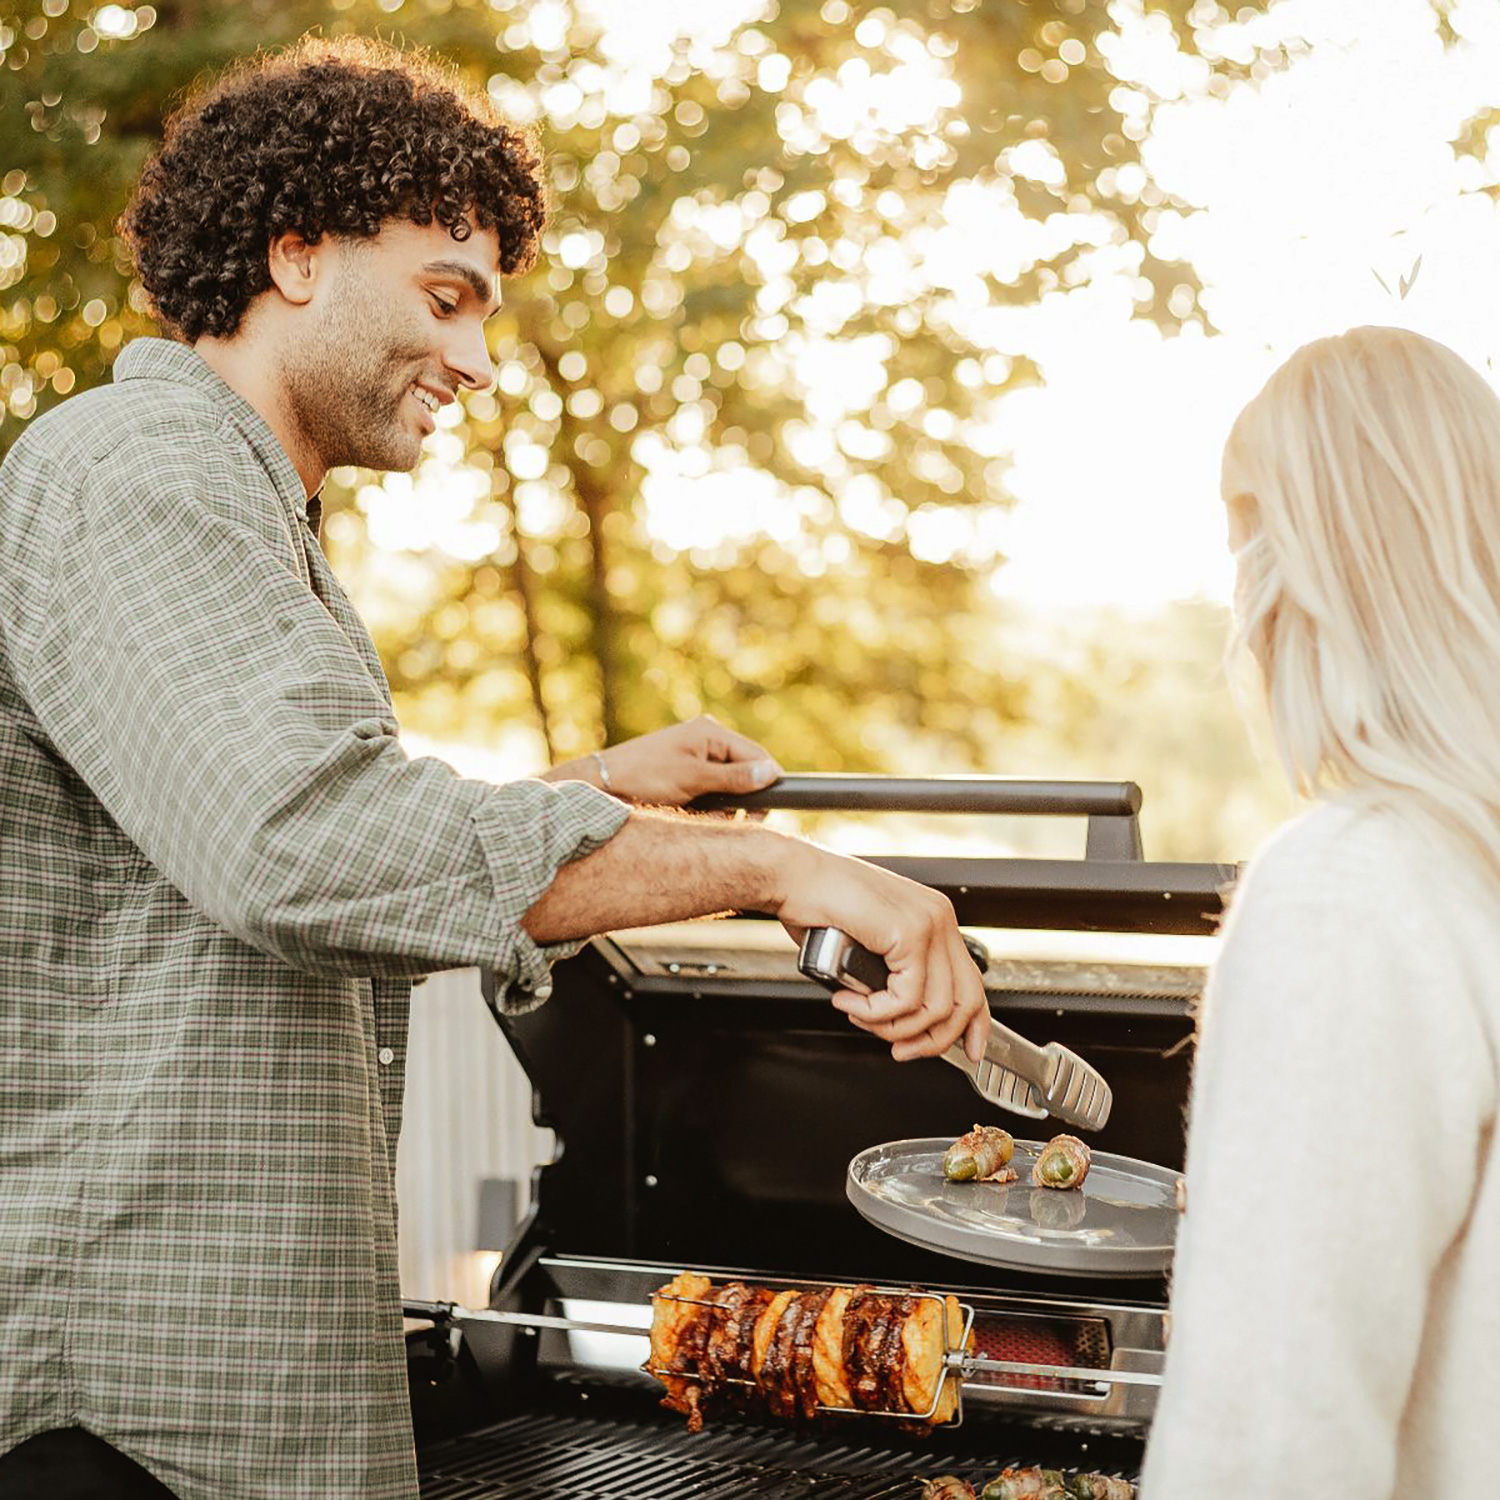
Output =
[{"x1": 797, "y1": 928, "x2": 1112, "y2": 1131}]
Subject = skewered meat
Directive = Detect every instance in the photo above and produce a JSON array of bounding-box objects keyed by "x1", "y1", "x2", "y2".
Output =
[
  {"x1": 646, "y1": 1272, "x2": 969, "y2": 1432},
  {"x1": 943, "y1": 1124, "x2": 1017, "y2": 1183},
  {"x1": 1032, "y1": 1134, "x2": 1091, "y2": 1190}
]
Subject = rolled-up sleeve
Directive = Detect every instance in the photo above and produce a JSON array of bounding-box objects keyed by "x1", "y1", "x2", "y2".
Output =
[{"x1": 15, "y1": 419, "x2": 629, "y2": 995}]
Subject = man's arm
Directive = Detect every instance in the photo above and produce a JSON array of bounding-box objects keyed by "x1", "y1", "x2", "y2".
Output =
[
  {"x1": 13, "y1": 425, "x2": 626, "y2": 992},
  {"x1": 524, "y1": 810, "x2": 988, "y2": 1061}
]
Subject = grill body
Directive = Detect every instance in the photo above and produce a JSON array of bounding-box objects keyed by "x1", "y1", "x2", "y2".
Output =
[{"x1": 408, "y1": 778, "x2": 1229, "y2": 1498}]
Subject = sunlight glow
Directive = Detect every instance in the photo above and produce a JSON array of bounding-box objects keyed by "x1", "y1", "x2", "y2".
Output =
[{"x1": 396, "y1": 0, "x2": 1500, "y2": 615}]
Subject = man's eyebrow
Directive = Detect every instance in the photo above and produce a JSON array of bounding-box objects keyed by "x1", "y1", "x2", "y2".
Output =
[{"x1": 421, "y1": 258, "x2": 502, "y2": 317}]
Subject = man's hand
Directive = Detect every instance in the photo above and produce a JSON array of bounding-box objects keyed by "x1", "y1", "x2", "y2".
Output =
[
  {"x1": 773, "y1": 843, "x2": 989, "y2": 1065},
  {"x1": 544, "y1": 715, "x2": 781, "y2": 806}
]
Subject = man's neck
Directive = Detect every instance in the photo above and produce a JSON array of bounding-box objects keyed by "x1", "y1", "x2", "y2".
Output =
[{"x1": 192, "y1": 331, "x2": 325, "y2": 498}]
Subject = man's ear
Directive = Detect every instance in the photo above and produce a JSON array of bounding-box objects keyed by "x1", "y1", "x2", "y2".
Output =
[{"x1": 267, "y1": 232, "x2": 324, "y2": 307}]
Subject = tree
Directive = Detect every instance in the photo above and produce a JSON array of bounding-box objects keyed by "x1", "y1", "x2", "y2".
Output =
[{"x1": 1, "y1": 0, "x2": 1279, "y2": 776}]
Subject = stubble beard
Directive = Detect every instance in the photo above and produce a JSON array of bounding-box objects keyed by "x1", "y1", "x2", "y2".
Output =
[{"x1": 284, "y1": 267, "x2": 429, "y2": 475}]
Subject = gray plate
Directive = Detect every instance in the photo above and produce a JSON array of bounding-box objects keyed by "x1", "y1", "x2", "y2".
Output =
[{"x1": 846, "y1": 1137, "x2": 1179, "y2": 1278}]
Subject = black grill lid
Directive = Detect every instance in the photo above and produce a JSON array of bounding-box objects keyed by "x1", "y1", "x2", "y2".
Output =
[{"x1": 482, "y1": 778, "x2": 1228, "y2": 1291}]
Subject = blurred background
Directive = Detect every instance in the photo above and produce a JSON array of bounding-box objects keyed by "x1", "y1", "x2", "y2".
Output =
[
  {"x1": 5, "y1": 0, "x2": 1497, "y2": 1295},
  {"x1": 9, "y1": 0, "x2": 1500, "y2": 859}
]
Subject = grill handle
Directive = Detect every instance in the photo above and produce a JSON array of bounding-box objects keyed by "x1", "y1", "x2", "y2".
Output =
[{"x1": 692, "y1": 774, "x2": 1144, "y2": 861}]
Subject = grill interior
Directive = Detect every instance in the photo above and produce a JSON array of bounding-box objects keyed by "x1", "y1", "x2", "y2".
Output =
[
  {"x1": 417, "y1": 1379, "x2": 1143, "y2": 1499},
  {"x1": 424, "y1": 779, "x2": 1214, "y2": 1495}
]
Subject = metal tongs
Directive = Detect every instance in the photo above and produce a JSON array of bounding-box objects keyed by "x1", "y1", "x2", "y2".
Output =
[{"x1": 797, "y1": 928, "x2": 1112, "y2": 1132}]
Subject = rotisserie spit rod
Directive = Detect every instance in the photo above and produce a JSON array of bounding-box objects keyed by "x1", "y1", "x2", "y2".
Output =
[{"x1": 401, "y1": 1300, "x2": 1163, "y2": 1393}]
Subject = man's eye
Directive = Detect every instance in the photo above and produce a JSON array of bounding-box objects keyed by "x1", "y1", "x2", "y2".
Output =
[{"x1": 430, "y1": 295, "x2": 457, "y2": 316}]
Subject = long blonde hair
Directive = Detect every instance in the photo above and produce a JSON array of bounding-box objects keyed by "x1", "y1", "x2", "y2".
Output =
[{"x1": 1225, "y1": 324, "x2": 1500, "y2": 882}]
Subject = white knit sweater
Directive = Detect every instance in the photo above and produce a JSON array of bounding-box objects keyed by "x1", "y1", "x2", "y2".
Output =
[{"x1": 1141, "y1": 796, "x2": 1500, "y2": 1497}]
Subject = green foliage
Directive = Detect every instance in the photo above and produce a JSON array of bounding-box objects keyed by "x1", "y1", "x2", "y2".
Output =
[{"x1": 1, "y1": 0, "x2": 1287, "y2": 853}]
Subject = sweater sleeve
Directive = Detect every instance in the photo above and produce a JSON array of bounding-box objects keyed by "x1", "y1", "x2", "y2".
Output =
[{"x1": 1141, "y1": 808, "x2": 1492, "y2": 1499}]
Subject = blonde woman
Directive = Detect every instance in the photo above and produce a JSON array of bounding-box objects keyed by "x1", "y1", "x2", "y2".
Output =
[{"x1": 1142, "y1": 325, "x2": 1500, "y2": 1495}]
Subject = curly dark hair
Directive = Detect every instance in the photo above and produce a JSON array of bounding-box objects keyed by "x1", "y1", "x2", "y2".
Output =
[{"x1": 121, "y1": 36, "x2": 547, "y2": 341}]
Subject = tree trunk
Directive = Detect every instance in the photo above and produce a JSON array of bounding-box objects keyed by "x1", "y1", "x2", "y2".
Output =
[{"x1": 507, "y1": 521, "x2": 556, "y2": 765}]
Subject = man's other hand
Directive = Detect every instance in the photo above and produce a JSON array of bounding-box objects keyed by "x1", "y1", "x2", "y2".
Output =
[{"x1": 548, "y1": 715, "x2": 782, "y2": 806}]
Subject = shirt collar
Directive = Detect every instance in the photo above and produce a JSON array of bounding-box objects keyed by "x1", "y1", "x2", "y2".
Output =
[{"x1": 112, "y1": 338, "x2": 321, "y2": 535}]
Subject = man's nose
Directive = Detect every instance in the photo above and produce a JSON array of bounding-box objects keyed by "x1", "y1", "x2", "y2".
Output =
[{"x1": 446, "y1": 323, "x2": 495, "y2": 395}]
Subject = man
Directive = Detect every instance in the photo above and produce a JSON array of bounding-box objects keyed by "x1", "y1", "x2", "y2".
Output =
[{"x1": 0, "y1": 36, "x2": 987, "y2": 1500}]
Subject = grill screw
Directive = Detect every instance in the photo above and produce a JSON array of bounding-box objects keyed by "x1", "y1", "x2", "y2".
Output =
[
  {"x1": 668, "y1": 962, "x2": 681, "y2": 974},
  {"x1": 643, "y1": 1033, "x2": 656, "y2": 1047}
]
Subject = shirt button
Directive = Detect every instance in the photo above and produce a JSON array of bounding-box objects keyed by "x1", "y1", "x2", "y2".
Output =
[{"x1": 377, "y1": 1047, "x2": 396, "y2": 1066}]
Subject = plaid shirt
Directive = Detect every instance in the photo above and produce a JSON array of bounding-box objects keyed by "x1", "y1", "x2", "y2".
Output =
[{"x1": 0, "y1": 339, "x2": 629, "y2": 1498}]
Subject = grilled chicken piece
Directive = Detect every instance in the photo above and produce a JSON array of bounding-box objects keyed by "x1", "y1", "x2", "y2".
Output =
[
  {"x1": 646, "y1": 1276, "x2": 971, "y2": 1431},
  {"x1": 648, "y1": 1271, "x2": 714, "y2": 1429},
  {"x1": 1032, "y1": 1134, "x2": 1091, "y2": 1191},
  {"x1": 900, "y1": 1291, "x2": 965, "y2": 1421},
  {"x1": 812, "y1": 1284, "x2": 855, "y2": 1408}
]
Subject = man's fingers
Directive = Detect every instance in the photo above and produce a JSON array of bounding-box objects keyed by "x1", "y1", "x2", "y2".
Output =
[
  {"x1": 835, "y1": 987, "x2": 955, "y2": 1043},
  {"x1": 963, "y1": 1005, "x2": 989, "y2": 1064},
  {"x1": 888, "y1": 1002, "x2": 970, "y2": 1060},
  {"x1": 879, "y1": 999, "x2": 961, "y2": 1044},
  {"x1": 694, "y1": 755, "x2": 782, "y2": 794},
  {"x1": 698, "y1": 719, "x2": 775, "y2": 765},
  {"x1": 832, "y1": 988, "x2": 917, "y2": 1025}
]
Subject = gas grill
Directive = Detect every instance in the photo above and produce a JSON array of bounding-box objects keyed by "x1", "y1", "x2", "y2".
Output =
[{"x1": 406, "y1": 777, "x2": 1233, "y2": 1498}]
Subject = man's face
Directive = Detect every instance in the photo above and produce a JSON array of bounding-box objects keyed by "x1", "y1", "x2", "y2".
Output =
[{"x1": 284, "y1": 218, "x2": 501, "y2": 474}]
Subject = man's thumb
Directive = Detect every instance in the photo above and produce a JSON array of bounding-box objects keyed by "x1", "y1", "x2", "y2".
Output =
[{"x1": 718, "y1": 757, "x2": 781, "y2": 792}]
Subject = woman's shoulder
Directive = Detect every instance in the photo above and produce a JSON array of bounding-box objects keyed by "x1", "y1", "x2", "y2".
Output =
[{"x1": 1232, "y1": 795, "x2": 1496, "y2": 951}]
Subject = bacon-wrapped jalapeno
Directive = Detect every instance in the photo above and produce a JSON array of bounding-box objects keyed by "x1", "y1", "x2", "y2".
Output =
[
  {"x1": 921, "y1": 1477, "x2": 976, "y2": 1500},
  {"x1": 1031, "y1": 1134, "x2": 1091, "y2": 1191},
  {"x1": 1067, "y1": 1476, "x2": 1134, "y2": 1499},
  {"x1": 980, "y1": 1468, "x2": 1067, "y2": 1499},
  {"x1": 942, "y1": 1124, "x2": 1016, "y2": 1183}
]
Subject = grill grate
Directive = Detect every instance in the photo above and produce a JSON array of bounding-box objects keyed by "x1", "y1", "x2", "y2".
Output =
[{"x1": 417, "y1": 1384, "x2": 1142, "y2": 1500}]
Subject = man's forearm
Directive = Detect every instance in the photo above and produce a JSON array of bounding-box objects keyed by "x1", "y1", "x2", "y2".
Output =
[{"x1": 520, "y1": 810, "x2": 799, "y2": 943}]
